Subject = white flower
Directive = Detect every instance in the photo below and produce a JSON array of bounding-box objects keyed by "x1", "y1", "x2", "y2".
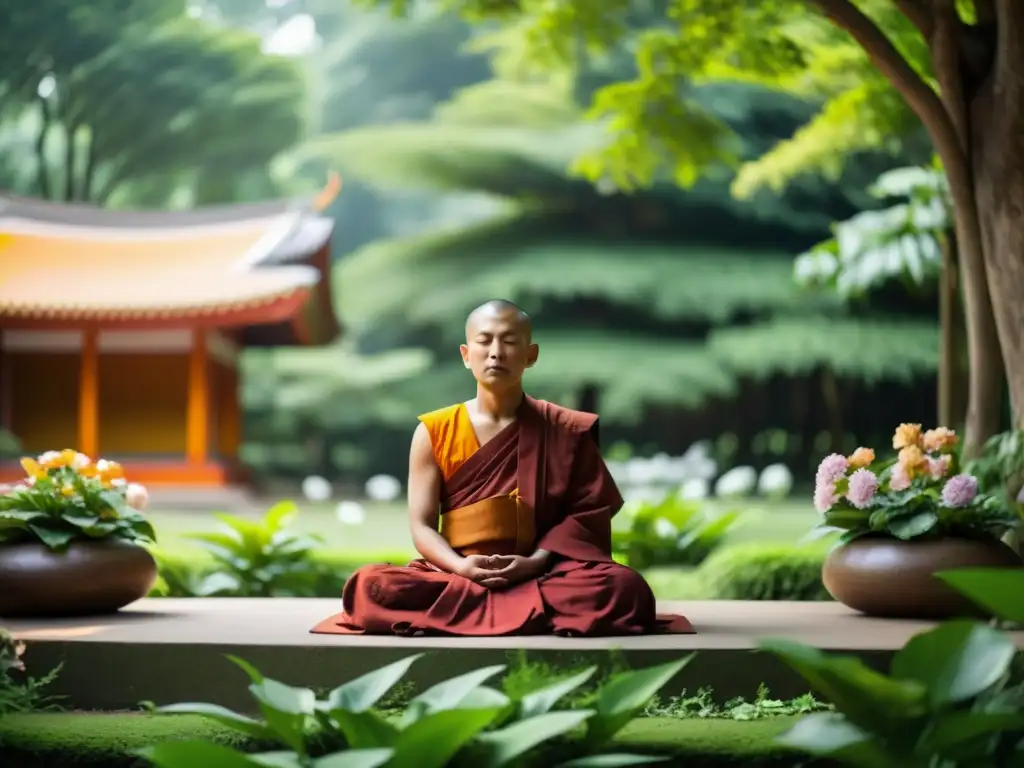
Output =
[
  {"x1": 757, "y1": 463, "x2": 794, "y2": 500},
  {"x1": 714, "y1": 466, "x2": 758, "y2": 499},
  {"x1": 95, "y1": 459, "x2": 112, "y2": 472},
  {"x1": 622, "y1": 486, "x2": 666, "y2": 505},
  {"x1": 653, "y1": 518, "x2": 678, "y2": 539},
  {"x1": 301, "y1": 475, "x2": 332, "y2": 503},
  {"x1": 111, "y1": 478, "x2": 127, "y2": 488},
  {"x1": 71, "y1": 452, "x2": 91, "y2": 470},
  {"x1": 125, "y1": 483, "x2": 149, "y2": 511},
  {"x1": 364, "y1": 474, "x2": 402, "y2": 502},
  {"x1": 37, "y1": 450, "x2": 60, "y2": 465},
  {"x1": 679, "y1": 477, "x2": 710, "y2": 501},
  {"x1": 336, "y1": 501, "x2": 366, "y2": 526}
]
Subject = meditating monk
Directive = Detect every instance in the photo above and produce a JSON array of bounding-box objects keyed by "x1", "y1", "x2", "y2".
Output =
[{"x1": 312, "y1": 300, "x2": 693, "y2": 637}]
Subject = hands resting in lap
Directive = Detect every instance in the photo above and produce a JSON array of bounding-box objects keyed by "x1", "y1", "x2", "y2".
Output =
[{"x1": 457, "y1": 554, "x2": 546, "y2": 590}]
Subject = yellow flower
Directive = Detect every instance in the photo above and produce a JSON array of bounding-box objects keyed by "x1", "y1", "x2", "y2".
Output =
[
  {"x1": 893, "y1": 423, "x2": 923, "y2": 450},
  {"x1": 847, "y1": 447, "x2": 876, "y2": 469},
  {"x1": 95, "y1": 459, "x2": 124, "y2": 488},
  {"x1": 898, "y1": 445, "x2": 928, "y2": 477},
  {"x1": 41, "y1": 449, "x2": 78, "y2": 470},
  {"x1": 922, "y1": 427, "x2": 959, "y2": 453},
  {"x1": 19, "y1": 457, "x2": 46, "y2": 480},
  {"x1": 60, "y1": 484, "x2": 76, "y2": 497}
]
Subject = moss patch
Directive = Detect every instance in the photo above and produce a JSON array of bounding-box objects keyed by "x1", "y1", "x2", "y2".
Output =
[{"x1": 0, "y1": 711, "x2": 831, "y2": 767}]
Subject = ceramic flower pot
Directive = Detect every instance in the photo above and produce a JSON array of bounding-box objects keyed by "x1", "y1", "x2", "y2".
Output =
[
  {"x1": 0, "y1": 539, "x2": 157, "y2": 618},
  {"x1": 822, "y1": 536, "x2": 1023, "y2": 619}
]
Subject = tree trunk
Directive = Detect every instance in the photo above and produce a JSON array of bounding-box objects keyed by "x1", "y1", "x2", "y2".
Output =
[
  {"x1": 938, "y1": 231, "x2": 970, "y2": 431},
  {"x1": 971, "y1": 48, "x2": 1024, "y2": 432}
]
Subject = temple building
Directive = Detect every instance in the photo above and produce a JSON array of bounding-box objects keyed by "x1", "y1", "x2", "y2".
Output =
[{"x1": 0, "y1": 182, "x2": 341, "y2": 491}]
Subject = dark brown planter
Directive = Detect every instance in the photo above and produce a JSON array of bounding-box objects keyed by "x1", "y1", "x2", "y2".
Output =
[
  {"x1": 822, "y1": 536, "x2": 1023, "y2": 619},
  {"x1": 0, "y1": 539, "x2": 157, "y2": 618}
]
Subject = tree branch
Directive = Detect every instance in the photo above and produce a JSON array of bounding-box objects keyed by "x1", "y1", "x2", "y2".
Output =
[
  {"x1": 932, "y1": 0, "x2": 970, "y2": 150},
  {"x1": 893, "y1": 0, "x2": 934, "y2": 38},
  {"x1": 811, "y1": 0, "x2": 964, "y2": 167}
]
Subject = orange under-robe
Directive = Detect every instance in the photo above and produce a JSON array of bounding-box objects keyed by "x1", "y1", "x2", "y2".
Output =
[{"x1": 311, "y1": 395, "x2": 694, "y2": 637}]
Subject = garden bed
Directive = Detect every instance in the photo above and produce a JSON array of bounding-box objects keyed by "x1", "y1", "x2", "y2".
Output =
[{"x1": 0, "y1": 712, "x2": 831, "y2": 767}]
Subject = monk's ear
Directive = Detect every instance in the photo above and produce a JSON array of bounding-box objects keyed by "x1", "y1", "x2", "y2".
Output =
[
  {"x1": 459, "y1": 343, "x2": 470, "y2": 368},
  {"x1": 526, "y1": 343, "x2": 539, "y2": 368}
]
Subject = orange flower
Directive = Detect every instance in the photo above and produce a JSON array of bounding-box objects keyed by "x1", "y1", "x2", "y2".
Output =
[
  {"x1": 19, "y1": 457, "x2": 46, "y2": 480},
  {"x1": 95, "y1": 459, "x2": 124, "y2": 488},
  {"x1": 893, "y1": 423, "x2": 922, "y2": 450},
  {"x1": 898, "y1": 445, "x2": 928, "y2": 476},
  {"x1": 847, "y1": 447, "x2": 876, "y2": 469},
  {"x1": 922, "y1": 427, "x2": 959, "y2": 453}
]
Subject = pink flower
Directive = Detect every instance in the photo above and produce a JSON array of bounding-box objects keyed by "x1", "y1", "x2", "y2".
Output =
[
  {"x1": 941, "y1": 474, "x2": 978, "y2": 507},
  {"x1": 847, "y1": 468, "x2": 879, "y2": 509},
  {"x1": 816, "y1": 453, "x2": 849, "y2": 485},
  {"x1": 889, "y1": 463, "x2": 911, "y2": 491},
  {"x1": 814, "y1": 480, "x2": 840, "y2": 513},
  {"x1": 926, "y1": 454, "x2": 951, "y2": 480},
  {"x1": 0, "y1": 483, "x2": 11, "y2": 496},
  {"x1": 125, "y1": 483, "x2": 149, "y2": 511}
]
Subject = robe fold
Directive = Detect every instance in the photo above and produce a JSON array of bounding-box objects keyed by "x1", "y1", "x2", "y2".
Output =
[{"x1": 311, "y1": 396, "x2": 694, "y2": 637}]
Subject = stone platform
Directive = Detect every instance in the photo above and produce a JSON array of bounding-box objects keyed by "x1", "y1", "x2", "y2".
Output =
[{"x1": 9, "y1": 598, "x2": 1022, "y2": 712}]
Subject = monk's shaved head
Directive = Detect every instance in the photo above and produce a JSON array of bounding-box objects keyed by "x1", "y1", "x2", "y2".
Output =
[{"x1": 465, "y1": 299, "x2": 532, "y2": 342}]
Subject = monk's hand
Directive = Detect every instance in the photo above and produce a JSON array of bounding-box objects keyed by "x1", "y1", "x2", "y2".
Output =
[
  {"x1": 487, "y1": 553, "x2": 547, "y2": 587},
  {"x1": 457, "y1": 555, "x2": 509, "y2": 590}
]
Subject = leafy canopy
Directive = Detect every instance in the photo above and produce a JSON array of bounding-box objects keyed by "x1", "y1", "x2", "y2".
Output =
[{"x1": 364, "y1": 0, "x2": 930, "y2": 196}]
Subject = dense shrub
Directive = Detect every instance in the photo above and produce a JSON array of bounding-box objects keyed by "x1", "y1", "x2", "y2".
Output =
[{"x1": 696, "y1": 543, "x2": 832, "y2": 601}]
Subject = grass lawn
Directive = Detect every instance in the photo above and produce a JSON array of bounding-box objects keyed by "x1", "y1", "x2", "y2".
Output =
[{"x1": 149, "y1": 498, "x2": 817, "y2": 558}]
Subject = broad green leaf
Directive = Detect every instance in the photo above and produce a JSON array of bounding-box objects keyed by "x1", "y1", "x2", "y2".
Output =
[
  {"x1": 891, "y1": 621, "x2": 1016, "y2": 706},
  {"x1": 921, "y1": 711, "x2": 1024, "y2": 752},
  {"x1": 587, "y1": 656, "x2": 692, "y2": 744},
  {"x1": 157, "y1": 703, "x2": 272, "y2": 739},
  {"x1": 250, "y1": 753, "x2": 307, "y2": 768},
  {"x1": 455, "y1": 685, "x2": 514, "y2": 714},
  {"x1": 264, "y1": 500, "x2": 299, "y2": 532},
  {"x1": 28, "y1": 522, "x2": 77, "y2": 550},
  {"x1": 759, "y1": 638, "x2": 926, "y2": 736},
  {"x1": 313, "y1": 748, "x2": 395, "y2": 768},
  {"x1": 227, "y1": 655, "x2": 266, "y2": 685},
  {"x1": 402, "y1": 664, "x2": 506, "y2": 723},
  {"x1": 935, "y1": 568, "x2": 1024, "y2": 623},
  {"x1": 327, "y1": 654, "x2": 423, "y2": 713},
  {"x1": 556, "y1": 755, "x2": 669, "y2": 768},
  {"x1": 518, "y1": 666, "x2": 597, "y2": 719},
  {"x1": 775, "y1": 712, "x2": 902, "y2": 767},
  {"x1": 137, "y1": 740, "x2": 275, "y2": 767},
  {"x1": 62, "y1": 509, "x2": 101, "y2": 528},
  {"x1": 195, "y1": 572, "x2": 243, "y2": 596},
  {"x1": 388, "y1": 707, "x2": 503, "y2": 768},
  {"x1": 886, "y1": 510, "x2": 938, "y2": 539},
  {"x1": 475, "y1": 710, "x2": 594, "y2": 767},
  {"x1": 329, "y1": 709, "x2": 400, "y2": 749},
  {"x1": 250, "y1": 678, "x2": 317, "y2": 754}
]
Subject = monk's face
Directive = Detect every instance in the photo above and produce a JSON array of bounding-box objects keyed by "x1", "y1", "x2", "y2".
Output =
[{"x1": 460, "y1": 309, "x2": 538, "y2": 388}]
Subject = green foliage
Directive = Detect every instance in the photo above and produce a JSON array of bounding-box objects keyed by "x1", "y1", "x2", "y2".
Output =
[
  {"x1": 139, "y1": 653, "x2": 691, "y2": 767},
  {"x1": 0, "y1": 628, "x2": 62, "y2": 715},
  {"x1": 707, "y1": 316, "x2": 939, "y2": 384},
  {"x1": 0, "y1": 3, "x2": 306, "y2": 205},
  {"x1": 794, "y1": 165, "x2": 949, "y2": 299},
  {"x1": 645, "y1": 684, "x2": 831, "y2": 722},
  {"x1": 150, "y1": 502, "x2": 326, "y2": 598},
  {"x1": 695, "y1": 543, "x2": 831, "y2": 602},
  {"x1": 762, "y1": 569, "x2": 1024, "y2": 766},
  {"x1": 0, "y1": 454, "x2": 154, "y2": 551},
  {"x1": 368, "y1": 0, "x2": 930, "y2": 196},
  {"x1": 613, "y1": 495, "x2": 745, "y2": 568}
]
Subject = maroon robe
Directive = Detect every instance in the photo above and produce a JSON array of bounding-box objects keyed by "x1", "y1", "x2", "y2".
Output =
[{"x1": 311, "y1": 396, "x2": 694, "y2": 637}]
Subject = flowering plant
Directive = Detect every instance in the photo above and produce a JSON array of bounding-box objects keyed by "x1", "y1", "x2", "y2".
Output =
[
  {"x1": 0, "y1": 449, "x2": 154, "y2": 551},
  {"x1": 812, "y1": 424, "x2": 1020, "y2": 544}
]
